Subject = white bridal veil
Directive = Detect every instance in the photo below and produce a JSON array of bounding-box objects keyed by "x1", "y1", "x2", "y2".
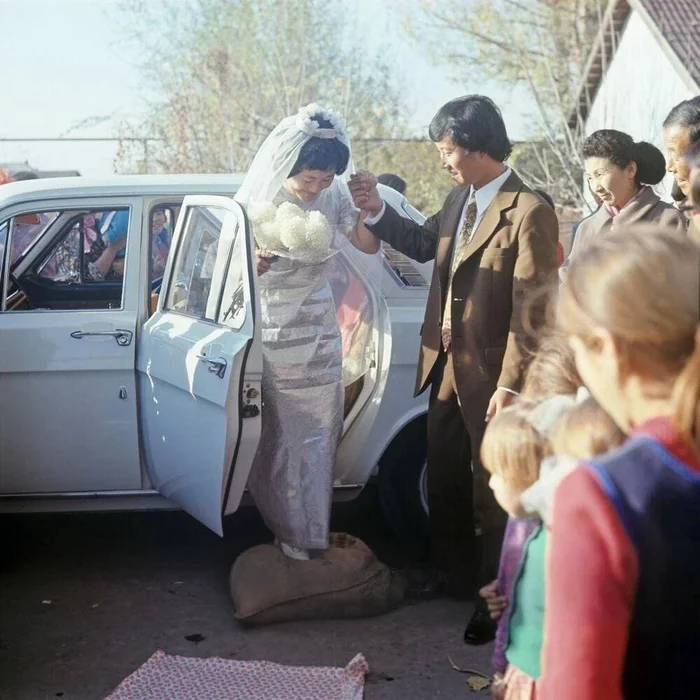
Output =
[
  {"x1": 235, "y1": 103, "x2": 353, "y2": 208},
  {"x1": 236, "y1": 103, "x2": 383, "y2": 388}
]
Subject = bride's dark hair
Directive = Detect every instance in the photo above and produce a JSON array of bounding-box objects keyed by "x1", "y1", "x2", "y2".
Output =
[{"x1": 289, "y1": 114, "x2": 350, "y2": 177}]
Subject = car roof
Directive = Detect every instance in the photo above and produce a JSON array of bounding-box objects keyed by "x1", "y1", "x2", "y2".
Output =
[
  {"x1": 0, "y1": 174, "x2": 248, "y2": 208},
  {"x1": 0, "y1": 174, "x2": 427, "y2": 225}
]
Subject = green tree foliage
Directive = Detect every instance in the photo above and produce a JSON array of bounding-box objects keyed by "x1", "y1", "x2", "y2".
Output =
[
  {"x1": 361, "y1": 139, "x2": 453, "y2": 214},
  {"x1": 409, "y1": 0, "x2": 606, "y2": 209},
  {"x1": 115, "y1": 0, "x2": 406, "y2": 174}
]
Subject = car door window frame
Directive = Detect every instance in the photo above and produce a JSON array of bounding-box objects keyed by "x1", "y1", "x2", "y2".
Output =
[
  {"x1": 0, "y1": 197, "x2": 143, "y2": 314},
  {"x1": 162, "y1": 202, "x2": 240, "y2": 327}
]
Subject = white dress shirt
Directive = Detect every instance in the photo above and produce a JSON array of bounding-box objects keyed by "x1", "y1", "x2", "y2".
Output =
[{"x1": 449, "y1": 167, "x2": 512, "y2": 267}]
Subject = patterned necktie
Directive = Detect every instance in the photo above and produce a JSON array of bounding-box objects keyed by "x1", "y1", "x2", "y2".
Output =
[{"x1": 442, "y1": 198, "x2": 478, "y2": 351}]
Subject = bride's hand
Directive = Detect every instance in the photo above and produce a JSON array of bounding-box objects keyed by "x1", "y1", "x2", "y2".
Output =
[{"x1": 256, "y1": 250, "x2": 277, "y2": 276}]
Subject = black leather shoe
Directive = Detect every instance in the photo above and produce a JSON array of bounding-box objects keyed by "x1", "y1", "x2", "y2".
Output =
[{"x1": 463, "y1": 607, "x2": 497, "y2": 645}]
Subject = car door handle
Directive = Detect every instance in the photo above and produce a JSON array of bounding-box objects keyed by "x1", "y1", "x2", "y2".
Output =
[
  {"x1": 196, "y1": 354, "x2": 227, "y2": 378},
  {"x1": 70, "y1": 329, "x2": 133, "y2": 347}
]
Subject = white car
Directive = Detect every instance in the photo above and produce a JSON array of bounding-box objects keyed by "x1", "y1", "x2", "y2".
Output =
[{"x1": 0, "y1": 175, "x2": 431, "y2": 539}]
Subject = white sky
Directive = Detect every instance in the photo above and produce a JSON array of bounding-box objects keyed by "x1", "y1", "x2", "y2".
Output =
[{"x1": 0, "y1": 0, "x2": 528, "y2": 176}]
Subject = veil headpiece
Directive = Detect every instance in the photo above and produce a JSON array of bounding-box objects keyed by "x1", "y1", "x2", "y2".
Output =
[{"x1": 235, "y1": 103, "x2": 351, "y2": 207}]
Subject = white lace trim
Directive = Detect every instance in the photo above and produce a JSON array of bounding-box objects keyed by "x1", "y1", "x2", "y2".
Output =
[{"x1": 296, "y1": 103, "x2": 347, "y2": 140}]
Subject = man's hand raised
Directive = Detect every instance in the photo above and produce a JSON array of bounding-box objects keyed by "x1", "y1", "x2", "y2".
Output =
[{"x1": 349, "y1": 171, "x2": 383, "y2": 217}]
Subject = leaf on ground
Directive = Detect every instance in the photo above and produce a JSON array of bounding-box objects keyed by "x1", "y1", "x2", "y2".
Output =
[
  {"x1": 466, "y1": 675, "x2": 492, "y2": 692},
  {"x1": 447, "y1": 655, "x2": 492, "y2": 693}
]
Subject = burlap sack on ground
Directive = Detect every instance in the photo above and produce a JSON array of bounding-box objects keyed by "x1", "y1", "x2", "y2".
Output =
[{"x1": 230, "y1": 533, "x2": 405, "y2": 625}]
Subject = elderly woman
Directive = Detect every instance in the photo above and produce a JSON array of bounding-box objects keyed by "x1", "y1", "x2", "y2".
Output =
[{"x1": 561, "y1": 129, "x2": 685, "y2": 278}]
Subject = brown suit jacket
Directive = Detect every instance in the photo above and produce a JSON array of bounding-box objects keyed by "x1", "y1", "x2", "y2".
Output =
[{"x1": 369, "y1": 171, "x2": 559, "y2": 418}]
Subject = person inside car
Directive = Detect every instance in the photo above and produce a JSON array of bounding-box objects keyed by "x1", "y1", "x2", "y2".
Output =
[
  {"x1": 150, "y1": 207, "x2": 171, "y2": 279},
  {"x1": 87, "y1": 210, "x2": 129, "y2": 281}
]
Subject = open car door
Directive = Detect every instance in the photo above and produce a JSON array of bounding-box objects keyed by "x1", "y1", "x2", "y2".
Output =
[{"x1": 137, "y1": 196, "x2": 262, "y2": 535}]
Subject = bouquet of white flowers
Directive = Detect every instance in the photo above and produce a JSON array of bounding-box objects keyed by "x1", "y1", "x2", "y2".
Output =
[{"x1": 248, "y1": 201, "x2": 334, "y2": 263}]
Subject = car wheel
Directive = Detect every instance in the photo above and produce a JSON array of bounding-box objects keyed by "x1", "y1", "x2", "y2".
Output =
[{"x1": 377, "y1": 417, "x2": 429, "y2": 542}]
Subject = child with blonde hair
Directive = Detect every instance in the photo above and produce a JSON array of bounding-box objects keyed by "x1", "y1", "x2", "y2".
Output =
[
  {"x1": 520, "y1": 392, "x2": 626, "y2": 526},
  {"x1": 480, "y1": 398, "x2": 556, "y2": 699},
  {"x1": 520, "y1": 332, "x2": 580, "y2": 400},
  {"x1": 485, "y1": 394, "x2": 625, "y2": 699},
  {"x1": 479, "y1": 332, "x2": 579, "y2": 667},
  {"x1": 540, "y1": 226, "x2": 700, "y2": 699}
]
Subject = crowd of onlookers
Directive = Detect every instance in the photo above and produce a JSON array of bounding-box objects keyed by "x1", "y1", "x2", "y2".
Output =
[
  {"x1": 4, "y1": 92, "x2": 700, "y2": 698},
  {"x1": 477, "y1": 95, "x2": 700, "y2": 699},
  {"x1": 350, "y1": 94, "x2": 700, "y2": 699}
]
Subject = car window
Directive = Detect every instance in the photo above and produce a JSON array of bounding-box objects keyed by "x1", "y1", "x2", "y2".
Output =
[
  {"x1": 219, "y1": 222, "x2": 246, "y2": 331},
  {"x1": 4, "y1": 208, "x2": 130, "y2": 312},
  {"x1": 39, "y1": 210, "x2": 130, "y2": 283},
  {"x1": 2, "y1": 211, "x2": 59, "y2": 267},
  {"x1": 165, "y1": 205, "x2": 232, "y2": 321},
  {"x1": 0, "y1": 220, "x2": 7, "y2": 273}
]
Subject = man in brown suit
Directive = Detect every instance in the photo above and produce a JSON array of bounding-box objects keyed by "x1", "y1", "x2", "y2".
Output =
[{"x1": 349, "y1": 96, "x2": 558, "y2": 644}]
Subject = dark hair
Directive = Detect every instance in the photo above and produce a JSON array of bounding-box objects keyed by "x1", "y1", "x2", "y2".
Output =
[
  {"x1": 12, "y1": 171, "x2": 39, "y2": 181},
  {"x1": 671, "y1": 179, "x2": 686, "y2": 203},
  {"x1": 534, "y1": 189, "x2": 555, "y2": 209},
  {"x1": 582, "y1": 129, "x2": 666, "y2": 186},
  {"x1": 428, "y1": 95, "x2": 513, "y2": 162},
  {"x1": 663, "y1": 96, "x2": 700, "y2": 145},
  {"x1": 377, "y1": 173, "x2": 407, "y2": 194},
  {"x1": 289, "y1": 114, "x2": 350, "y2": 177}
]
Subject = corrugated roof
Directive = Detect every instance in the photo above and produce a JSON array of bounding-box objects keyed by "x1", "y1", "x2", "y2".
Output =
[
  {"x1": 569, "y1": 0, "x2": 700, "y2": 130},
  {"x1": 639, "y1": 0, "x2": 700, "y2": 87}
]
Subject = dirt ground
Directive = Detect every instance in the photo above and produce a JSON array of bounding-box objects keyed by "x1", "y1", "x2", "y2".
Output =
[{"x1": 0, "y1": 490, "x2": 493, "y2": 699}]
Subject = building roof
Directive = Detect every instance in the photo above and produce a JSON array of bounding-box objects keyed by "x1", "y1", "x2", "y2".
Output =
[
  {"x1": 641, "y1": 0, "x2": 700, "y2": 86},
  {"x1": 569, "y1": 0, "x2": 700, "y2": 129}
]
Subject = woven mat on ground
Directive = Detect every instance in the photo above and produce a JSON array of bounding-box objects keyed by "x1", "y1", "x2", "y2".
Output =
[{"x1": 105, "y1": 649, "x2": 368, "y2": 700}]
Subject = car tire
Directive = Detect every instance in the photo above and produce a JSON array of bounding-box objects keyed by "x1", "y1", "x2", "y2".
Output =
[{"x1": 377, "y1": 417, "x2": 430, "y2": 542}]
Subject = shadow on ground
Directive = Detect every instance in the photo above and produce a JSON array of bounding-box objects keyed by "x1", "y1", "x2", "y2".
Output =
[{"x1": 0, "y1": 488, "x2": 491, "y2": 699}]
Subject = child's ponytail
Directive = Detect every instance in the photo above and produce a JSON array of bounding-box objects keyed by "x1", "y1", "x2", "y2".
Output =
[{"x1": 672, "y1": 328, "x2": 700, "y2": 451}]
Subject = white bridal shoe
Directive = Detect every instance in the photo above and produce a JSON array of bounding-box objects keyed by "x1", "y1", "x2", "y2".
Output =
[{"x1": 278, "y1": 541, "x2": 310, "y2": 561}]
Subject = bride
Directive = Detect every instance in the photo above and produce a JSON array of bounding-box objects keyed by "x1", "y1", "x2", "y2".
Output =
[{"x1": 236, "y1": 104, "x2": 379, "y2": 560}]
